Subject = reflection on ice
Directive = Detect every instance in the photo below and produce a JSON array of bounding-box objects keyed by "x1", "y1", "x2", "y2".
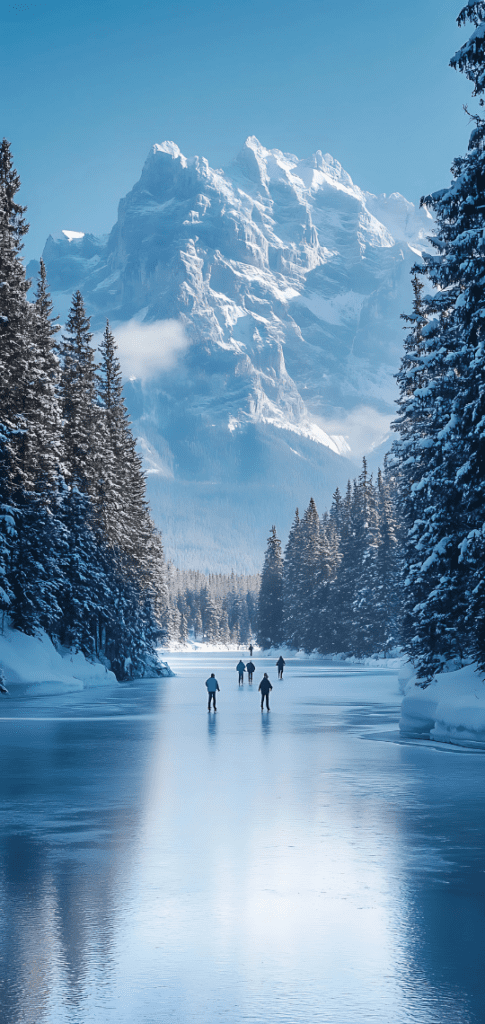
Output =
[{"x1": 0, "y1": 654, "x2": 484, "y2": 1023}]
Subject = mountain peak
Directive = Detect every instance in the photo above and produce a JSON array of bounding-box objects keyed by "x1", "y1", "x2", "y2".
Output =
[
  {"x1": 37, "y1": 137, "x2": 435, "y2": 570},
  {"x1": 152, "y1": 141, "x2": 187, "y2": 165},
  {"x1": 234, "y1": 136, "x2": 270, "y2": 188}
]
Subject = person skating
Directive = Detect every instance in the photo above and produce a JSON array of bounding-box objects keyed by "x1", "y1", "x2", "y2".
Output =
[
  {"x1": 236, "y1": 659, "x2": 246, "y2": 685},
  {"x1": 205, "y1": 673, "x2": 220, "y2": 711},
  {"x1": 246, "y1": 660, "x2": 255, "y2": 684},
  {"x1": 276, "y1": 655, "x2": 285, "y2": 680},
  {"x1": 258, "y1": 673, "x2": 272, "y2": 711},
  {"x1": 249, "y1": 643, "x2": 253, "y2": 657}
]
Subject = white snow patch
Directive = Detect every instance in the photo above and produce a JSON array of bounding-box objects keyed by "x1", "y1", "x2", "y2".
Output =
[
  {"x1": 62, "y1": 230, "x2": 85, "y2": 242},
  {"x1": 152, "y1": 141, "x2": 187, "y2": 167},
  {"x1": 400, "y1": 662, "x2": 485, "y2": 749},
  {"x1": 0, "y1": 625, "x2": 116, "y2": 695}
]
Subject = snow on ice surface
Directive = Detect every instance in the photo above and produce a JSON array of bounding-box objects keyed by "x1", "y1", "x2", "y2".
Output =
[{"x1": 400, "y1": 662, "x2": 485, "y2": 749}]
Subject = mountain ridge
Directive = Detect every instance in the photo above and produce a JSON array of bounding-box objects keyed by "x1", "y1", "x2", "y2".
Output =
[{"x1": 29, "y1": 137, "x2": 432, "y2": 571}]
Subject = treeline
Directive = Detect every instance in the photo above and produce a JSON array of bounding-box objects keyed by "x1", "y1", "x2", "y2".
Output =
[
  {"x1": 391, "y1": 3, "x2": 485, "y2": 681},
  {"x1": 165, "y1": 565, "x2": 259, "y2": 645},
  {"x1": 257, "y1": 460, "x2": 401, "y2": 656},
  {"x1": 0, "y1": 141, "x2": 167, "y2": 678}
]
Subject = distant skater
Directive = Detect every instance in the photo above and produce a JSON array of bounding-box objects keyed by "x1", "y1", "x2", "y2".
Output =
[
  {"x1": 236, "y1": 659, "x2": 246, "y2": 685},
  {"x1": 276, "y1": 656, "x2": 285, "y2": 680},
  {"x1": 258, "y1": 673, "x2": 272, "y2": 711},
  {"x1": 205, "y1": 673, "x2": 220, "y2": 711},
  {"x1": 246, "y1": 660, "x2": 255, "y2": 684},
  {"x1": 249, "y1": 643, "x2": 253, "y2": 657}
]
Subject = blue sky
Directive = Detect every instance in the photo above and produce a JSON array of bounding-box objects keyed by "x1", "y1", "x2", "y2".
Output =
[{"x1": 2, "y1": 0, "x2": 474, "y2": 262}]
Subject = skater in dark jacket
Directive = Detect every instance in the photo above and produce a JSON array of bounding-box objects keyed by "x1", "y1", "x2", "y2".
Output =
[
  {"x1": 246, "y1": 660, "x2": 255, "y2": 683},
  {"x1": 258, "y1": 673, "x2": 272, "y2": 710},
  {"x1": 276, "y1": 655, "x2": 285, "y2": 680},
  {"x1": 236, "y1": 660, "x2": 246, "y2": 685}
]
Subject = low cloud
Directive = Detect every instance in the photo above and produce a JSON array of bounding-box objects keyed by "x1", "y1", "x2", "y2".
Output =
[
  {"x1": 314, "y1": 406, "x2": 394, "y2": 459},
  {"x1": 111, "y1": 318, "x2": 189, "y2": 379}
]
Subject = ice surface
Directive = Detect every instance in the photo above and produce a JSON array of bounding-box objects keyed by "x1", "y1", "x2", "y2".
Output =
[{"x1": 1, "y1": 652, "x2": 484, "y2": 1024}]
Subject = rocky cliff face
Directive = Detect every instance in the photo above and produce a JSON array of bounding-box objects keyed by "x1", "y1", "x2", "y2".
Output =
[{"x1": 33, "y1": 138, "x2": 432, "y2": 571}]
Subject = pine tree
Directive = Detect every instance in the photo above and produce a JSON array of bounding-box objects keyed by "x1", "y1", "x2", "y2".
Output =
[
  {"x1": 315, "y1": 512, "x2": 342, "y2": 653},
  {"x1": 374, "y1": 466, "x2": 402, "y2": 651},
  {"x1": 350, "y1": 461, "x2": 381, "y2": 656},
  {"x1": 330, "y1": 480, "x2": 356, "y2": 652},
  {"x1": 0, "y1": 140, "x2": 31, "y2": 487},
  {"x1": 283, "y1": 509, "x2": 302, "y2": 648},
  {"x1": 29, "y1": 259, "x2": 63, "y2": 492},
  {"x1": 298, "y1": 498, "x2": 322, "y2": 652},
  {"x1": 257, "y1": 526, "x2": 284, "y2": 649},
  {"x1": 393, "y1": 2, "x2": 485, "y2": 676},
  {"x1": 0, "y1": 139, "x2": 30, "y2": 426},
  {"x1": 60, "y1": 292, "x2": 101, "y2": 495}
]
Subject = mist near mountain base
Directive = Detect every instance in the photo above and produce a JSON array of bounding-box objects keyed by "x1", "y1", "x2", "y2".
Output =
[
  {"x1": 314, "y1": 406, "x2": 393, "y2": 459},
  {"x1": 112, "y1": 318, "x2": 189, "y2": 380}
]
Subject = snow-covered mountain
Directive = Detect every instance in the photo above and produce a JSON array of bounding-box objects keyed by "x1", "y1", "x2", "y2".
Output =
[{"x1": 31, "y1": 137, "x2": 432, "y2": 571}]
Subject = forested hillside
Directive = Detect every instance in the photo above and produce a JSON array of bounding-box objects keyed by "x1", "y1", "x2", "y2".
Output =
[
  {"x1": 165, "y1": 566, "x2": 259, "y2": 646},
  {"x1": 257, "y1": 460, "x2": 401, "y2": 657},
  {"x1": 0, "y1": 141, "x2": 167, "y2": 679}
]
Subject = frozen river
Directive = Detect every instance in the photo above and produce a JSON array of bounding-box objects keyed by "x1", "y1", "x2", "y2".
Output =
[{"x1": 0, "y1": 651, "x2": 484, "y2": 1024}]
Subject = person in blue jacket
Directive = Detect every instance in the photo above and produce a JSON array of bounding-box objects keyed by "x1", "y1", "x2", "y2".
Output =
[
  {"x1": 205, "y1": 673, "x2": 220, "y2": 711},
  {"x1": 246, "y1": 660, "x2": 255, "y2": 683}
]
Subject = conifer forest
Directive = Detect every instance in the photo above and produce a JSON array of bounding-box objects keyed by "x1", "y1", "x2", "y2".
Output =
[
  {"x1": 0, "y1": 139, "x2": 167, "y2": 678},
  {"x1": 257, "y1": 461, "x2": 401, "y2": 658}
]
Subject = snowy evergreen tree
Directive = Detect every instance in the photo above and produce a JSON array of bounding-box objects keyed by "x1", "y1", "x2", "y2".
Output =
[
  {"x1": 257, "y1": 526, "x2": 284, "y2": 649},
  {"x1": 283, "y1": 509, "x2": 302, "y2": 648},
  {"x1": 60, "y1": 292, "x2": 101, "y2": 496},
  {"x1": 30, "y1": 259, "x2": 63, "y2": 491},
  {"x1": 374, "y1": 466, "x2": 402, "y2": 651},
  {"x1": 315, "y1": 512, "x2": 342, "y2": 654},
  {"x1": 393, "y1": 2, "x2": 485, "y2": 676},
  {"x1": 351, "y1": 461, "x2": 382, "y2": 656},
  {"x1": 329, "y1": 481, "x2": 356, "y2": 652},
  {"x1": 0, "y1": 139, "x2": 30, "y2": 434},
  {"x1": 297, "y1": 498, "x2": 322, "y2": 652}
]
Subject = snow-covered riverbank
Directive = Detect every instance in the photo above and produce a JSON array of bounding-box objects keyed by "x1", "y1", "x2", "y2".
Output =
[
  {"x1": 399, "y1": 661, "x2": 485, "y2": 749},
  {"x1": 0, "y1": 626, "x2": 173, "y2": 696}
]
